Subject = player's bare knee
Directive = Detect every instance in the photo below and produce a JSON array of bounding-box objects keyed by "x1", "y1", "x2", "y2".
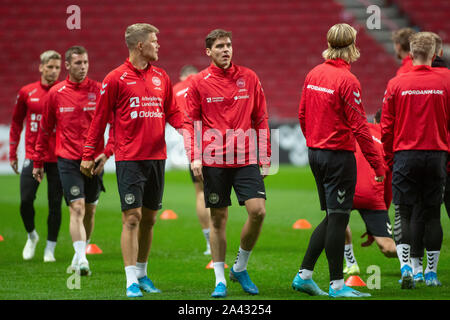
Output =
[
  {"x1": 248, "y1": 206, "x2": 266, "y2": 223},
  {"x1": 70, "y1": 201, "x2": 85, "y2": 220},
  {"x1": 123, "y1": 210, "x2": 141, "y2": 229}
]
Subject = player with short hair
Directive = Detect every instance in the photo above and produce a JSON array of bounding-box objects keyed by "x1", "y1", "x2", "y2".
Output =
[
  {"x1": 173, "y1": 65, "x2": 212, "y2": 255},
  {"x1": 33, "y1": 46, "x2": 113, "y2": 276},
  {"x1": 184, "y1": 29, "x2": 271, "y2": 298},
  {"x1": 295, "y1": 23, "x2": 384, "y2": 298},
  {"x1": 9, "y1": 50, "x2": 63, "y2": 262},
  {"x1": 81, "y1": 23, "x2": 184, "y2": 298},
  {"x1": 392, "y1": 28, "x2": 416, "y2": 75},
  {"x1": 343, "y1": 109, "x2": 397, "y2": 276},
  {"x1": 381, "y1": 32, "x2": 449, "y2": 289}
]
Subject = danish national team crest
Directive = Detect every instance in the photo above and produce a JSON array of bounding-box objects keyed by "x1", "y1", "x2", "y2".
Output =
[
  {"x1": 236, "y1": 78, "x2": 245, "y2": 88},
  {"x1": 152, "y1": 76, "x2": 161, "y2": 87},
  {"x1": 208, "y1": 193, "x2": 219, "y2": 205},
  {"x1": 88, "y1": 92, "x2": 96, "y2": 101}
]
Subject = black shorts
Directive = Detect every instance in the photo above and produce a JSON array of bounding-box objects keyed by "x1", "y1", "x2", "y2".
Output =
[
  {"x1": 357, "y1": 209, "x2": 392, "y2": 238},
  {"x1": 116, "y1": 160, "x2": 165, "y2": 211},
  {"x1": 202, "y1": 165, "x2": 266, "y2": 208},
  {"x1": 57, "y1": 157, "x2": 105, "y2": 206},
  {"x1": 308, "y1": 148, "x2": 356, "y2": 211},
  {"x1": 392, "y1": 150, "x2": 447, "y2": 206}
]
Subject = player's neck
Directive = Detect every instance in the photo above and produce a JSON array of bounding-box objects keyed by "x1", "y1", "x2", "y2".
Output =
[{"x1": 129, "y1": 53, "x2": 149, "y2": 70}]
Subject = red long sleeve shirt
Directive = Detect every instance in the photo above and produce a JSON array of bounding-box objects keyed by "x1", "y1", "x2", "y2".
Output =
[
  {"x1": 298, "y1": 58, "x2": 384, "y2": 177},
  {"x1": 82, "y1": 59, "x2": 183, "y2": 161},
  {"x1": 353, "y1": 123, "x2": 392, "y2": 211},
  {"x1": 396, "y1": 55, "x2": 414, "y2": 76},
  {"x1": 184, "y1": 63, "x2": 271, "y2": 167},
  {"x1": 173, "y1": 75, "x2": 194, "y2": 113},
  {"x1": 381, "y1": 65, "x2": 450, "y2": 168},
  {"x1": 33, "y1": 76, "x2": 114, "y2": 168},
  {"x1": 9, "y1": 81, "x2": 58, "y2": 162}
]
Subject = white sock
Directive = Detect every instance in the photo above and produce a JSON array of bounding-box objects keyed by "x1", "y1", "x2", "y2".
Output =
[
  {"x1": 330, "y1": 279, "x2": 344, "y2": 291},
  {"x1": 425, "y1": 251, "x2": 440, "y2": 274},
  {"x1": 45, "y1": 240, "x2": 56, "y2": 253},
  {"x1": 136, "y1": 262, "x2": 147, "y2": 279},
  {"x1": 233, "y1": 247, "x2": 251, "y2": 272},
  {"x1": 213, "y1": 262, "x2": 226, "y2": 286},
  {"x1": 411, "y1": 257, "x2": 423, "y2": 275},
  {"x1": 344, "y1": 244, "x2": 357, "y2": 268},
  {"x1": 202, "y1": 228, "x2": 210, "y2": 246},
  {"x1": 125, "y1": 265, "x2": 138, "y2": 288},
  {"x1": 73, "y1": 241, "x2": 87, "y2": 263},
  {"x1": 396, "y1": 244, "x2": 411, "y2": 270},
  {"x1": 28, "y1": 230, "x2": 38, "y2": 241},
  {"x1": 298, "y1": 269, "x2": 313, "y2": 280}
]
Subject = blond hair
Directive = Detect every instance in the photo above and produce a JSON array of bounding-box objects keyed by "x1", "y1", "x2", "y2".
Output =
[
  {"x1": 410, "y1": 32, "x2": 436, "y2": 61},
  {"x1": 125, "y1": 23, "x2": 159, "y2": 50},
  {"x1": 322, "y1": 23, "x2": 360, "y2": 63},
  {"x1": 392, "y1": 28, "x2": 416, "y2": 52},
  {"x1": 426, "y1": 31, "x2": 443, "y2": 56},
  {"x1": 40, "y1": 50, "x2": 61, "y2": 65}
]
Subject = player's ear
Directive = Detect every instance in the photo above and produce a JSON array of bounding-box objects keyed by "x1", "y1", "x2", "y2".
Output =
[
  {"x1": 205, "y1": 48, "x2": 211, "y2": 57},
  {"x1": 38, "y1": 64, "x2": 43, "y2": 73},
  {"x1": 65, "y1": 60, "x2": 70, "y2": 71}
]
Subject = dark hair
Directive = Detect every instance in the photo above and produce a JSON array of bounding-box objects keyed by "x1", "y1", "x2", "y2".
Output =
[
  {"x1": 205, "y1": 29, "x2": 232, "y2": 49},
  {"x1": 374, "y1": 108, "x2": 382, "y2": 123},
  {"x1": 392, "y1": 28, "x2": 416, "y2": 52},
  {"x1": 65, "y1": 46, "x2": 87, "y2": 62}
]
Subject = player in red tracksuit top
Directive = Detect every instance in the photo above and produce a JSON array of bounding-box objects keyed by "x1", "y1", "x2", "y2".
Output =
[
  {"x1": 184, "y1": 29, "x2": 271, "y2": 298},
  {"x1": 381, "y1": 32, "x2": 450, "y2": 289},
  {"x1": 173, "y1": 65, "x2": 212, "y2": 256},
  {"x1": 293, "y1": 24, "x2": 385, "y2": 298},
  {"x1": 392, "y1": 28, "x2": 416, "y2": 76},
  {"x1": 33, "y1": 46, "x2": 114, "y2": 277},
  {"x1": 9, "y1": 50, "x2": 63, "y2": 262},
  {"x1": 343, "y1": 110, "x2": 397, "y2": 277},
  {"x1": 80, "y1": 24, "x2": 184, "y2": 298}
]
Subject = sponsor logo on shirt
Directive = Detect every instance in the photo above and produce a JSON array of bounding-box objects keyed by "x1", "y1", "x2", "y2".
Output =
[
  {"x1": 130, "y1": 97, "x2": 140, "y2": 107},
  {"x1": 30, "y1": 98, "x2": 40, "y2": 102},
  {"x1": 130, "y1": 110, "x2": 164, "y2": 119},
  {"x1": 59, "y1": 107, "x2": 75, "y2": 113},
  {"x1": 206, "y1": 97, "x2": 224, "y2": 103},
  {"x1": 306, "y1": 84, "x2": 334, "y2": 95},
  {"x1": 234, "y1": 95, "x2": 250, "y2": 101},
  {"x1": 83, "y1": 107, "x2": 96, "y2": 111},
  {"x1": 401, "y1": 89, "x2": 444, "y2": 96}
]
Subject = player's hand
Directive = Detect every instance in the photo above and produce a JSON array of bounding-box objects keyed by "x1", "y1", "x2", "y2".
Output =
[
  {"x1": 191, "y1": 159, "x2": 203, "y2": 182},
  {"x1": 80, "y1": 160, "x2": 95, "y2": 178},
  {"x1": 261, "y1": 164, "x2": 270, "y2": 179},
  {"x1": 32, "y1": 168, "x2": 44, "y2": 183},
  {"x1": 93, "y1": 153, "x2": 108, "y2": 176},
  {"x1": 375, "y1": 175, "x2": 385, "y2": 182},
  {"x1": 10, "y1": 160, "x2": 19, "y2": 175}
]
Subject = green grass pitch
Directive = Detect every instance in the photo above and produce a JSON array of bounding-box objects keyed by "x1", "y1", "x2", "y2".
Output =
[{"x1": 0, "y1": 165, "x2": 448, "y2": 300}]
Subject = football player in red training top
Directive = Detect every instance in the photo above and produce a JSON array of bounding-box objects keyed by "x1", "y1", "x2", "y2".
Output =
[
  {"x1": 173, "y1": 65, "x2": 212, "y2": 256},
  {"x1": 295, "y1": 23, "x2": 384, "y2": 298},
  {"x1": 33, "y1": 46, "x2": 114, "y2": 277},
  {"x1": 343, "y1": 109, "x2": 397, "y2": 277},
  {"x1": 184, "y1": 29, "x2": 271, "y2": 298},
  {"x1": 81, "y1": 24, "x2": 184, "y2": 298},
  {"x1": 381, "y1": 32, "x2": 449, "y2": 289},
  {"x1": 9, "y1": 50, "x2": 63, "y2": 262},
  {"x1": 392, "y1": 28, "x2": 416, "y2": 76}
]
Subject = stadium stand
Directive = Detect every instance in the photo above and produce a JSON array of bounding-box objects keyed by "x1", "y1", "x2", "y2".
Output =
[
  {"x1": 0, "y1": 0, "x2": 399, "y2": 123},
  {"x1": 391, "y1": 0, "x2": 450, "y2": 42}
]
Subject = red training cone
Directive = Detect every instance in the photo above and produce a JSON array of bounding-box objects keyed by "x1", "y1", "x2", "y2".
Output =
[
  {"x1": 86, "y1": 243, "x2": 103, "y2": 254},
  {"x1": 292, "y1": 219, "x2": 312, "y2": 229},
  {"x1": 0, "y1": 235, "x2": 4, "y2": 241},
  {"x1": 205, "y1": 260, "x2": 229, "y2": 269},
  {"x1": 345, "y1": 275, "x2": 366, "y2": 287},
  {"x1": 160, "y1": 209, "x2": 178, "y2": 220}
]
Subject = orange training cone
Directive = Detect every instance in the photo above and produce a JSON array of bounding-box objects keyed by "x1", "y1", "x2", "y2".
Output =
[
  {"x1": 160, "y1": 209, "x2": 178, "y2": 220},
  {"x1": 0, "y1": 235, "x2": 3, "y2": 241},
  {"x1": 292, "y1": 219, "x2": 312, "y2": 229},
  {"x1": 205, "y1": 260, "x2": 228, "y2": 269},
  {"x1": 345, "y1": 275, "x2": 366, "y2": 287},
  {"x1": 86, "y1": 243, "x2": 103, "y2": 254}
]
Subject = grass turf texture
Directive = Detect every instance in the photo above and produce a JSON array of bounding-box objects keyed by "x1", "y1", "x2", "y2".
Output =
[{"x1": 0, "y1": 165, "x2": 448, "y2": 300}]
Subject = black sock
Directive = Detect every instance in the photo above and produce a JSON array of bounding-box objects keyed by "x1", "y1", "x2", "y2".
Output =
[{"x1": 325, "y1": 211, "x2": 350, "y2": 281}]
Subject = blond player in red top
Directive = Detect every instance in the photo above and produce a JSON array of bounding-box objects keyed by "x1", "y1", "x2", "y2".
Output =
[
  {"x1": 173, "y1": 65, "x2": 212, "y2": 256},
  {"x1": 81, "y1": 24, "x2": 184, "y2": 298},
  {"x1": 381, "y1": 32, "x2": 449, "y2": 289},
  {"x1": 295, "y1": 24, "x2": 384, "y2": 298},
  {"x1": 184, "y1": 29, "x2": 271, "y2": 298},
  {"x1": 9, "y1": 50, "x2": 63, "y2": 262}
]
